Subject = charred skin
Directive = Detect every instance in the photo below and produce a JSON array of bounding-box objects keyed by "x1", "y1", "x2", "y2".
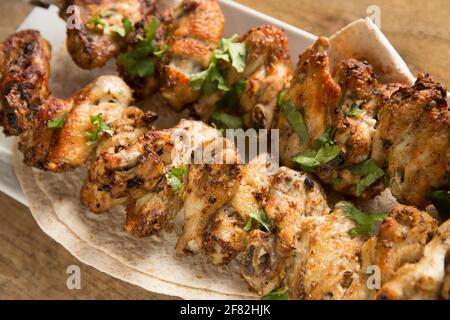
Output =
[
  {"x1": 0, "y1": 30, "x2": 138, "y2": 172},
  {"x1": 60, "y1": 0, "x2": 155, "y2": 69},
  {"x1": 372, "y1": 74, "x2": 450, "y2": 207},
  {"x1": 0, "y1": 30, "x2": 51, "y2": 136},
  {"x1": 160, "y1": 0, "x2": 225, "y2": 111}
]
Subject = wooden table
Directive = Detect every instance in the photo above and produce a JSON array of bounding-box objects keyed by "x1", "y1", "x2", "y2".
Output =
[{"x1": 0, "y1": 0, "x2": 449, "y2": 299}]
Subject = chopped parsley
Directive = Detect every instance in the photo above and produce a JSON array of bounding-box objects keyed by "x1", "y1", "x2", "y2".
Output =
[
  {"x1": 209, "y1": 111, "x2": 243, "y2": 130},
  {"x1": 261, "y1": 288, "x2": 289, "y2": 300},
  {"x1": 345, "y1": 102, "x2": 364, "y2": 118},
  {"x1": 47, "y1": 112, "x2": 68, "y2": 128},
  {"x1": 117, "y1": 17, "x2": 162, "y2": 78},
  {"x1": 281, "y1": 101, "x2": 309, "y2": 144},
  {"x1": 84, "y1": 114, "x2": 114, "y2": 145},
  {"x1": 292, "y1": 127, "x2": 340, "y2": 173},
  {"x1": 86, "y1": 12, "x2": 133, "y2": 38},
  {"x1": 166, "y1": 165, "x2": 187, "y2": 193},
  {"x1": 244, "y1": 209, "x2": 272, "y2": 233},
  {"x1": 338, "y1": 201, "x2": 388, "y2": 236},
  {"x1": 349, "y1": 159, "x2": 385, "y2": 196},
  {"x1": 190, "y1": 35, "x2": 247, "y2": 95}
]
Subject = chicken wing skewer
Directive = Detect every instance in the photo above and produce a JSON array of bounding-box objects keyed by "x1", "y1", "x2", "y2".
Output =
[
  {"x1": 0, "y1": 30, "x2": 156, "y2": 172},
  {"x1": 277, "y1": 36, "x2": 450, "y2": 210}
]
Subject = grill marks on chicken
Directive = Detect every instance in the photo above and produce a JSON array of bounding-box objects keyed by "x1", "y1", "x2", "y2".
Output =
[
  {"x1": 0, "y1": 30, "x2": 151, "y2": 172},
  {"x1": 278, "y1": 36, "x2": 450, "y2": 208},
  {"x1": 0, "y1": 30, "x2": 51, "y2": 136},
  {"x1": 60, "y1": 0, "x2": 153, "y2": 69}
]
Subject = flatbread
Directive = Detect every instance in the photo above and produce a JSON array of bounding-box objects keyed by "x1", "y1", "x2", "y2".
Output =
[{"x1": 14, "y1": 19, "x2": 416, "y2": 299}]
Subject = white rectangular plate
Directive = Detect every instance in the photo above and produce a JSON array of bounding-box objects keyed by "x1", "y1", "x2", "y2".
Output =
[{"x1": 0, "y1": 0, "x2": 318, "y2": 206}]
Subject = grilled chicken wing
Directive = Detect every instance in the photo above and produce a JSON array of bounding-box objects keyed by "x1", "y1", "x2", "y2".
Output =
[
  {"x1": 160, "y1": 0, "x2": 224, "y2": 111},
  {"x1": 60, "y1": 0, "x2": 154, "y2": 69},
  {"x1": 0, "y1": 30, "x2": 51, "y2": 136},
  {"x1": 376, "y1": 219, "x2": 450, "y2": 300},
  {"x1": 372, "y1": 74, "x2": 450, "y2": 207},
  {"x1": 0, "y1": 30, "x2": 140, "y2": 172},
  {"x1": 194, "y1": 25, "x2": 292, "y2": 129},
  {"x1": 241, "y1": 166, "x2": 329, "y2": 296},
  {"x1": 278, "y1": 36, "x2": 341, "y2": 164},
  {"x1": 176, "y1": 139, "x2": 241, "y2": 254}
]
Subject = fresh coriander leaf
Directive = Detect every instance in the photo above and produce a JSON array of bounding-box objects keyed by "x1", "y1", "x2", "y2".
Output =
[
  {"x1": 153, "y1": 43, "x2": 169, "y2": 58},
  {"x1": 261, "y1": 288, "x2": 288, "y2": 300},
  {"x1": 427, "y1": 190, "x2": 450, "y2": 220},
  {"x1": 215, "y1": 35, "x2": 247, "y2": 73},
  {"x1": 349, "y1": 159, "x2": 385, "y2": 196},
  {"x1": 345, "y1": 103, "x2": 364, "y2": 118},
  {"x1": 281, "y1": 101, "x2": 309, "y2": 144},
  {"x1": 117, "y1": 17, "x2": 160, "y2": 78},
  {"x1": 243, "y1": 218, "x2": 252, "y2": 232},
  {"x1": 315, "y1": 127, "x2": 336, "y2": 148},
  {"x1": 166, "y1": 165, "x2": 187, "y2": 192},
  {"x1": 84, "y1": 114, "x2": 114, "y2": 145},
  {"x1": 292, "y1": 144, "x2": 340, "y2": 173},
  {"x1": 108, "y1": 25, "x2": 126, "y2": 37},
  {"x1": 190, "y1": 66, "x2": 211, "y2": 91},
  {"x1": 86, "y1": 15, "x2": 106, "y2": 28},
  {"x1": 248, "y1": 209, "x2": 272, "y2": 232},
  {"x1": 191, "y1": 64, "x2": 229, "y2": 95},
  {"x1": 122, "y1": 17, "x2": 134, "y2": 36},
  {"x1": 338, "y1": 201, "x2": 388, "y2": 236},
  {"x1": 277, "y1": 91, "x2": 286, "y2": 106},
  {"x1": 209, "y1": 111, "x2": 243, "y2": 130},
  {"x1": 47, "y1": 112, "x2": 68, "y2": 128},
  {"x1": 216, "y1": 80, "x2": 247, "y2": 111}
]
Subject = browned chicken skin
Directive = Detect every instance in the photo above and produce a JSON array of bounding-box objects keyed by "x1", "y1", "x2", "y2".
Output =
[
  {"x1": 160, "y1": 0, "x2": 224, "y2": 111},
  {"x1": 0, "y1": 30, "x2": 147, "y2": 172},
  {"x1": 60, "y1": 0, "x2": 154, "y2": 69},
  {"x1": 278, "y1": 36, "x2": 450, "y2": 208}
]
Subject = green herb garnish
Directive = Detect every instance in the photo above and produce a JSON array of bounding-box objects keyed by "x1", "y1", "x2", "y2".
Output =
[
  {"x1": 338, "y1": 201, "x2": 388, "y2": 236},
  {"x1": 84, "y1": 114, "x2": 114, "y2": 145},
  {"x1": 47, "y1": 112, "x2": 68, "y2": 128},
  {"x1": 166, "y1": 165, "x2": 187, "y2": 192},
  {"x1": 291, "y1": 127, "x2": 340, "y2": 173},
  {"x1": 277, "y1": 90, "x2": 286, "y2": 106},
  {"x1": 209, "y1": 111, "x2": 243, "y2": 130},
  {"x1": 190, "y1": 35, "x2": 247, "y2": 94},
  {"x1": 349, "y1": 159, "x2": 385, "y2": 196},
  {"x1": 87, "y1": 13, "x2": 133, "y2": 38},
  {"x1": 261, "y1": 288, "x2": 289, "y2": 300},
  {"x1": 281, "y1": 101, "x2": 309, "y2": 144},
  {"x1": 244, "y1": 209, "x2": 272, "y2": 233},
  {"x1": 117, "y1": 17, "x2": 161, "y2": 78},
  {"x1": 345, "y1": 102, "x2": 364, "y2": 118}
]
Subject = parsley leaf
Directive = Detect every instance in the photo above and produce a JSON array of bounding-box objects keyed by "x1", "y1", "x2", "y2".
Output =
[
  {"x1": 84, "y1": 114, "x2": 114, "y2": 145},
  {"x1": 277, "y1": 90, "x2": 286, "y2": 106},
  {"x1": 209, "y1": 111, "x2": 243, "y2": 130},
  {"x1": 246, "y1": 209, "x2": 272, "y2": 233},
  {"x1": 292, "y1": 144, "x2": 340, "y2": 173},
  {"x1": 153, "y1": 43, "x2": 168, "y2": 58},
  {"x1": 47, "y1": 112, "x2": 68, "y2": 128},
  {"x1": 261, "y1": 288, "x2": 289, "y2": 300},
  {"x1": 349, "y1": 159, "x2": 385, "y2": 196},
  {"x1": 166, "y1": 165, "x2": 187, "y2": 192},
  {"x1": 243, "y1": 218, "x2": 252, "y2": 232},
  {"x1": 190, "y1": 35, "x2": 246, "y2": 94},
  {"x1": 427, "y1": 190, "x2": 450, "y2": 220},
  {"x1": 281, "y1": 101, "x2": 309, "y2": 144},
  {"x1": 216, "y1": 80, "x2": 247, "y2": 111},
  {"x1": 117, "y1": 17, "x2": 161, "y2": 78},
  {"x1": 122, "y1": 17, "x2": 134, "y2": 35},
  {"x1": 345, "y1": 102, "x2": 364, "y2": 118},
  {"x1": 214, "y1": 35, "x2": 247, "y2": 73},
  {"x1": 338, "y1": 201, "x2": 388, "y2": 236},
  {"x1": 87, "y1": 13, "x2": 133, "y2": 38},
  {"x1": 291, "y1": 127, "x2": 340, "y2": 173}
]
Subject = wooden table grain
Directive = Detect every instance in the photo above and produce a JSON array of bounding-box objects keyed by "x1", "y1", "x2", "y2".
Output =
[{"x1": 0, "y1": 0, "x2": 449, "y2": 300}]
